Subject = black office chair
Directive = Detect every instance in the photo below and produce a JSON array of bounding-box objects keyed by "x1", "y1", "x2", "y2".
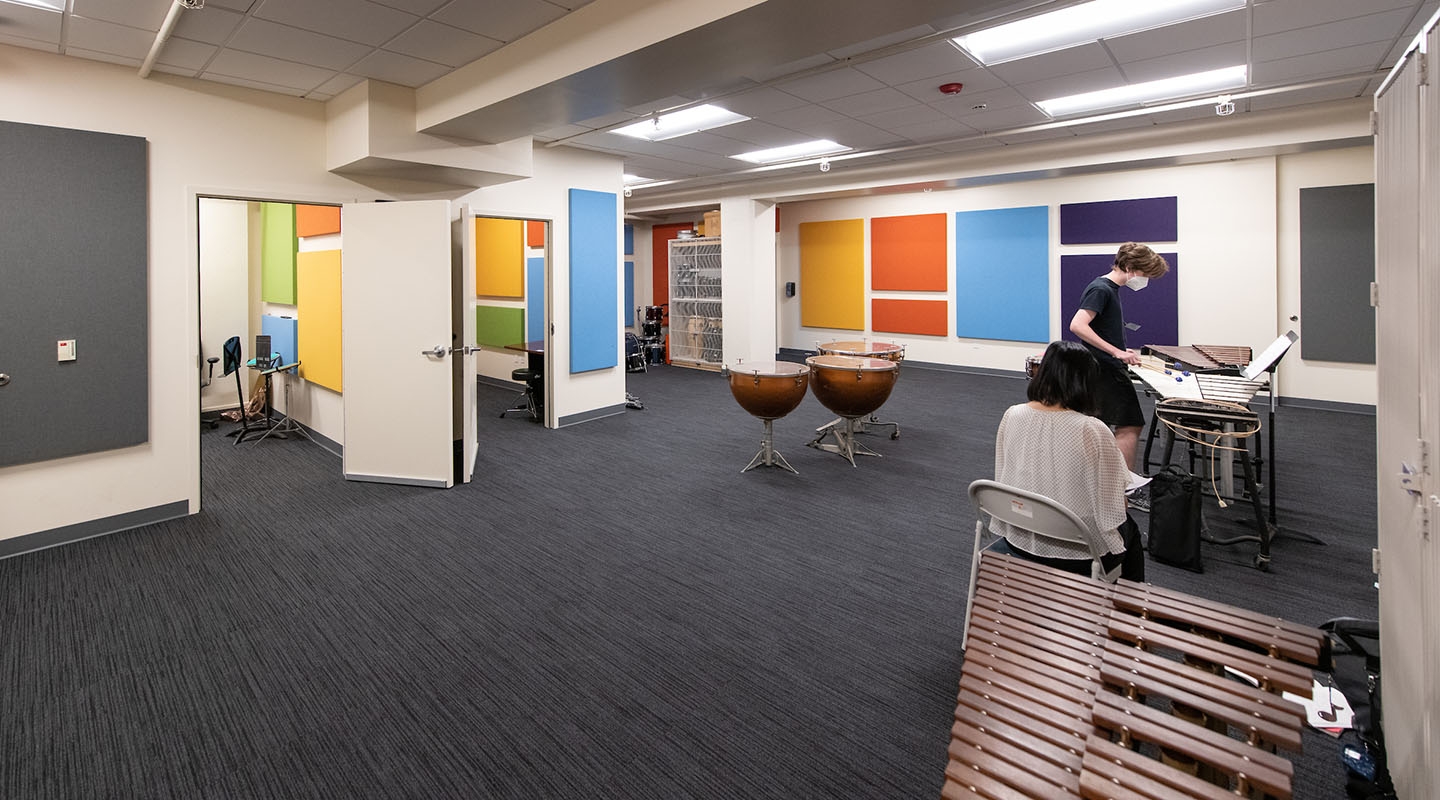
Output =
[{"x1": 200, "y1": 345, "x2": 222, "y2": 429}]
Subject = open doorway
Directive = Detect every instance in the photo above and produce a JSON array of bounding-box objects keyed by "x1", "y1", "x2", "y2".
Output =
[{"x1": 468, "y1": 214, "x2": 552, "y2": 429}]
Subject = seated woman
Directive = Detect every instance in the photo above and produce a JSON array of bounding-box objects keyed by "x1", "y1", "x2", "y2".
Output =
[{"x1": 990, "y1": 340, "x2": 1144, "y2": 581}]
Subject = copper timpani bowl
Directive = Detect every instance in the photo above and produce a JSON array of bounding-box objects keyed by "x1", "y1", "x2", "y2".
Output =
[
  {"x1": 818, "y1": 339, "x2": 905, "y2": 363},
  {"x1": 804, "y1": 355, "x2": 899, "y2": 420},
  {"x1": 727, "y1": 361, "x2": 810, "y2": 421}
]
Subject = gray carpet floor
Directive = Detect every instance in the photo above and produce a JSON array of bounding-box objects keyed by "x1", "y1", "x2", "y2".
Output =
[{"x1": 0, "y1": 363, "x2": 1376, "y2": 798}]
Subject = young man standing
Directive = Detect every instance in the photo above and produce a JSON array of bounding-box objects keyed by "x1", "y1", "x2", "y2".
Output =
[{"x1": 1067, "y1": 242, "x2": 1171, "y2": 474}]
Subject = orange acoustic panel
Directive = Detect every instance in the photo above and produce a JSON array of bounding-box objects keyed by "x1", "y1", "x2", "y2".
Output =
[
  {"x1": 872, "y1": 298, "x2": 947, "y2": 336},
  {"x1": 527, "y1": 220, "x2": 545, "y2": 248},
  {"x1": 799, "y1": 219, "x2": 865, "y2": 330},
  {"x1": 295, "y1": 204, "x2": 341, "y2": 238},
  {"x1": 871, "y1": 213, "x2": 946, "y2": 291}
]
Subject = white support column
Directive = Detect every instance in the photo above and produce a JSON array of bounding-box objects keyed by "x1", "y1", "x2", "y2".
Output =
[{"x1": 719, "y1": 197, "x2": 777, "y2": 366}]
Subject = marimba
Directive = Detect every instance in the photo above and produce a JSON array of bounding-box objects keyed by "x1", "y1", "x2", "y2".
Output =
[{"x1": 945, "y1": 553, "x2": 1328, "y2": 799}]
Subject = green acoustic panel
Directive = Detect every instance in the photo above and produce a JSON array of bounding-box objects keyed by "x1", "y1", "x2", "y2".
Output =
[
  {"x1": 476, "y1": 305, "x2": 525, "y2": 348},
  {"x1": 261, "y1": 202, "x2": 297, "y2": 304}
]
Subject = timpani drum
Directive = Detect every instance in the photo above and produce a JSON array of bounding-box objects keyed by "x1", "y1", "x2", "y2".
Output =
[
  {"x1": 1024, "y1": 354, "x2": 1044, "y2": 379},
  {"x1": 726, "y1": 361, "x2": 811, "y2": 474},
  {"x1": 817, "y1": 339, "x2": 905, "y2": 363},
  {"x1": 805, "y1": 355, "x2": 899, "y2": 467}
]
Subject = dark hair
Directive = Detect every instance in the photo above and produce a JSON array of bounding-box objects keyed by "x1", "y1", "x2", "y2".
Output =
[
  {"x1": 1114, "y1": 241, "x2": 1170, "y2": 278},
  {"x1": 1027, "y1": 340, "x2": 1099, "y2": 415}
]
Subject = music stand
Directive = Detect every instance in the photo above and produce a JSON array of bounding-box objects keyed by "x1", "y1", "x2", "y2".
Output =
[
  {"x1": 1245, "y1": 331, "x2": 1320, "y2": 543},
  {"x1": 255, "y1": 361, "x2": 315, "y2": 445},
  {"x1": 221, "y1": 335, "x2": 263, "y2": 445}
]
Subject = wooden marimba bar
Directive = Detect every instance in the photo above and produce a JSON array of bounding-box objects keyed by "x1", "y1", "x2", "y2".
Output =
[{"x1": 945, "y1": 553, "x2": 1328, "y2": 799}]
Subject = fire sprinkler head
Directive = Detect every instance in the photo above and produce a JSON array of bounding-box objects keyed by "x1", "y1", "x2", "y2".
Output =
[{"x1": 939, "y1": 82, "x2": 964, "y2": 95}]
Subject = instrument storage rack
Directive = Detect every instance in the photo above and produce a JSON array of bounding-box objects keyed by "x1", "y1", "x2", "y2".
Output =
[{"x1": 667, "y1": 236, "x2": 723, "y2": 371}]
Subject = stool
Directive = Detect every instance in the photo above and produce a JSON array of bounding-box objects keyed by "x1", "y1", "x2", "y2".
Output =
[{"x1": 500, "y1": 368, "x2": 539, "y2": 419}]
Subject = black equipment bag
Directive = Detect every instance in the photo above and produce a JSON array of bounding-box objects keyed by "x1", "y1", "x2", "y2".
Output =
[
  {"x1": 1146, "y1": 465, "x2": 1204, "y2": 572},
  {"x1": 1322, "y1": 617, "x2": 1396, "y2": 799}
]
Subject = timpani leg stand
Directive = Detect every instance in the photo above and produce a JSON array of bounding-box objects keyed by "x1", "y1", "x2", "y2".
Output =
[
  {"x1": 808, "y1": 417, "x2": 882, "y2": 467},
  {"x1": 742, "y1": 419, "x2": 798, "y2": 474}
]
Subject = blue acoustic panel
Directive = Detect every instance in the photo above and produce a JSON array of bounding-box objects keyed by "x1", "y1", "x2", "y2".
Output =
[
  {"x1": 624, "y1": 259, "x2": 635, "y2": 327},
  {"x1": 568, "y1": 189, "x2": 619, "y2": 373},
  {"x1": 1059, "y1": 253, "x2": 1179, "y2": 348},
  {"x1": 1060, "y1": 196, "x2": 1177, "y2": 244},
  {"x1": 260, "y1": 314, "x2": 299, "y2": 371},
  {"x1": 526, "y1": 256, "x2": 545, "y2": 344},
  {"x1": 954, "y1": 206, "x2": 1049, "y2": 342},
  {"x1": 624, "y1": 224, "x2": 634, "y2": 256}
]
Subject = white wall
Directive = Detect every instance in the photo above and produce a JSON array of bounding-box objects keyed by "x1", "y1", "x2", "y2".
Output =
[
  {"x1": 0, "y1": 45, "x2": 375, "y2": 543},
  {"x1": 199, "y1": 199, "x2": 249, "y2": 413},
  {"x1": 1276, "y1": 146, "x2": 1378, "y2": 406},
  {"x1": 779, "y1": 158, "x2": 1279, "y2": 380}
]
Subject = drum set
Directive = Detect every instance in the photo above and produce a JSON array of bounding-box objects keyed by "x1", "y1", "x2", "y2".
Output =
[
  {"x1": 724, "y1": 339, "x2": 905, "y2": 472},
  {"x1": 638, "y1": 304, "x2": 666, "y2": 365}
]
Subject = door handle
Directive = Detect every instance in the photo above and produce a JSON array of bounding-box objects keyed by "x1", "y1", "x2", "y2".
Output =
[
  {"x1": 420, "y1": 345, "x2": 448, "y2": 358},
  {"x1": 0, "y1": 373, "x2": 9, "y2": 387},
  {"x1": 458, "y1": 345, "x2": 481, "y2": 355}
]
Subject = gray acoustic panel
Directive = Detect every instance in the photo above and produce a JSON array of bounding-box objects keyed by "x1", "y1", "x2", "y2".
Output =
[
  {"x1": 0, "y1": 121, "x2": 149, "y2": 467},
  {"x1": 1299, "y1": 183, "x2": 1376, "y2": 365}
]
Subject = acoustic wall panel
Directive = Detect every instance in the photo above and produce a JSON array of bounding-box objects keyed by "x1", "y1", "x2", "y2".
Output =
[
  {"x1": 799, "y1": 219, "x2": 865, "y2": 330},
  {"x1": 261, "y1": 202, "x2": 297, "y2": 304},
  {"x1": 872, "y1": 299, "x2": 947, "y2": 336},
  {"x1": 295, "y1": 204, "x2": 341, "y2": 237},
  {"x1": 0, "y1": 120, "x2": 148, "y2": 467},
  {"x1": 476, "y1": 305, "x2": 525, "y2": 348},
  {"x1": 527, "y1": 219, "x2": 545, "y2": 248},
  {"x1": 1059, "y1": 253, "x2": 1179, "y2": 348},
  {"x1": 260, "y1": 314, "x2": 298, "y2": 368},
  {"x1": 624, "y1": 224, "x2": 634, "y2": 256},
  {"x1": 871, "y1": 213, "x2": 947, "y2": 291},
  {"x1": 1060, "y1": 196, "x2": 1177, "y2": 244},
  {"x1": 475, "y1": 217, "x2": 524, "y2": 298},
  {"x1": 526, "y1": 256, "x2": 545, "y2": 343},
  {"x1": 954, "y1": 206, "x2": 1049, "y2": 342},
  {"x1": 568, "y1": 189, "x2": 619, "y2": 373},
  {"x1": 624, "y1": 259, "x2": 635, "y2": 327},
  {"x1": 1299, "y1": 184, "x2": 1376, "y2": 364},
  {"x1": 296, "y1": 249, "x2": 343, "y2": 392}
]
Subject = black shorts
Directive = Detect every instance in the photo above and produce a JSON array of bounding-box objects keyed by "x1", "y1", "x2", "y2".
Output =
[{"x1": 1095, "y1": 364, "x2": 1146, "y2": 429}]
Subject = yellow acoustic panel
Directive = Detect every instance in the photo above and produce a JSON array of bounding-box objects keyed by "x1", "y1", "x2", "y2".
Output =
[
  {"x1": 297, "y1": 249, "x2": 343, "y2": 393},
  {"x1": 799, "y1": 219, "x2": 865, "y2": 330},
  {"x1": 475, "y1": 217, "x2": 524, "y2": 298}
]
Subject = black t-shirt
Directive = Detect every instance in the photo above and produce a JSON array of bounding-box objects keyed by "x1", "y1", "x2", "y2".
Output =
[{"x1": 1078, "y1": 275, "x2": 1126, "y2": 369}]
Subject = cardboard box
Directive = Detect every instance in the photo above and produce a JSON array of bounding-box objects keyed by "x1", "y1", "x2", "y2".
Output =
[{"x1": 703, "y1": 210, "x2": 721, "y2": 238}]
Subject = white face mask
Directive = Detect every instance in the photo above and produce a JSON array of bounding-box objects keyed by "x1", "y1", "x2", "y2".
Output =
[{"x1": 1126, "y1": 275, "x2": 1149, "y2": 292}]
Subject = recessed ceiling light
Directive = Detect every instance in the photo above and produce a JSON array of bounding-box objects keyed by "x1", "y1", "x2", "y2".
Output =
[
  {"x1": 622, "y1": 174, "x2": 650, "y2": 185},
  {"x1": 732, "y1": 139, "x2": 850, "y2": 164},
  {"x1": 1036, "y1": 65, "x2": 1247, "y2": 117},
  {"x1": 953, "y1": 0, "x2": 1245, "y2": 65},
  {"x1": 0, "y1": 0, "x2": 64, "y2": 10},
  {"x1": 611, "y1": 104, "x2": 750, "y2": 141}
]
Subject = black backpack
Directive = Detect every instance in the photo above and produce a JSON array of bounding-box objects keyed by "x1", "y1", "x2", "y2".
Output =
[{"x1": 1146, "y1": 465, "x2": 1204, "y2": 572}]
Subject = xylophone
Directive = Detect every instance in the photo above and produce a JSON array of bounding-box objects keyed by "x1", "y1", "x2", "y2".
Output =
[
  {"x1": 1143, "y1": 344, "x2": 1253, "y2": 372},
  {"x1": 944, "y1": 552, "x2": 1328, "y2": 799}
]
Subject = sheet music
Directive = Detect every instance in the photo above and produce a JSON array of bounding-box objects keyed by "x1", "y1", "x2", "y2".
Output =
[{"x1": 1242, "y1": 330, "x2": 1298, "y2": 381}]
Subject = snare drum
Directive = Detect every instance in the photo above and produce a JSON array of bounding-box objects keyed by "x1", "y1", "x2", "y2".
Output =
[
  {"x1": 727, "y1": 361, "x2": 810, "y2": 421},
  {"x1": 818, "y1": 339, "x2": 905, "y2": 363},
  {"x1": 1025, "y1": 354, "x2": 1043, "y2": 379},
  {"x1": 805, "y1": 355, "x2": 899, "y2": 420}
]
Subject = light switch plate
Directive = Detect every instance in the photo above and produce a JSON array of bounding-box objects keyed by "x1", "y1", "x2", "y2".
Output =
[{"x1": 58, "y1": 339, "x2": 76, "y2": 362}]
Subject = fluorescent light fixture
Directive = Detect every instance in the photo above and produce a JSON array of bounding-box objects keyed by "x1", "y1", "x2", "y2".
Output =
[
  {"x1": 612, "y1": 104, "x2": 749, "y2": 141},
  {"x1": 1037, "y1": 65, "x2": 1247, "y2": 117},
  {"x1": 732, "y1": 139, "x2": 850, "y2": 164},
  {"x1": 622, "y1": 174, "x2": 651, "y2": 184},
  {"x1": 953, "y1": 0, "x2": 1244, "y2": 65},
  {"x1": 0, "y1": 0, "x2": 64, "y2": 10}
]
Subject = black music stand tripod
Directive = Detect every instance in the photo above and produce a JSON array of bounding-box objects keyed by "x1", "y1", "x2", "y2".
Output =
[{"x1": 255, "y1": 361, "x2": 315, "y2": 444}]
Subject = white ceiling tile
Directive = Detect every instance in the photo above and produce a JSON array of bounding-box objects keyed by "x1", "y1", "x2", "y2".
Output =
[
  {"x1": 858, "y1": 103, "x2": 950, "y2": 128},
  {"x1": 313, "y1": 72, "x2": 365, "y2": 97},
  {"x1": 658, "y1": 131, "x2": 751, "y2": 157},
  {"x1": 956, "y1": 104, "x2": 1049, "y2": 132},
  {"x1": 741, "y1": 52, "x2": 834, "y2": 83},
  {"x1": 717, "y1": 87, "x2": 810, "y2": 117},
  {"x1": 205, "y1": 48, "x2": 337, "y2": 90},
  {"x1": 986, "y1": 42, "x2": 1115, "y2": 85},
  {"x1": 576, "y1": 109, "x2": 637, "y2": 129},
  {"x1": 1254, "y1": 9, "x2": 1415, "y2": 63},
  {"x1": 706, "y1": 119, "x2": 814, "y2": 147},
  {"x1": 762, "y1": 103, "x2": 850, "y2": 133},
  {"x1": 1118, "y1": 42, "x2": 1247, "y2": 84},
  {"x1": 1252, "y1": 0, "x2": 1419, "y2": 36},
  {"x1": 992, "y1": 128, "x2": 1075, "y2": 145},
  {"x1": 821, "y1": 87, "x2": 918, "y2": 117},
  {"x1": 0, "y1": 4, "x2": 63, "y2": 43},
  {"x1": 71, "y1": 0, "x2": 171, "y2": 30},
  {"x1": 884, "y1": 117, "x2": 979, "y2": 143},
  {"x1": 253, "y1": 0, "x2": 419, "y2": 46},
  {"x1": 535, "y1": 122, "x2": 591, "y2": 140},
  {"x1": 1067, "y1": 116, "x2": 1157, "y2": 136},
  {"x1": 894, "y1": 67, "x2": 1006, "y2": 103},
  {"x1": 205, "y1": 0, "x2": 257, "y2": 11},
  {"x1": 0, "y1": 32, "x2": 58, "y2": 52},
  {"x1": 67, "y1": 16, "x2": 153, "y2": 59},
  {"x1": 371, "y1": 0, "x2": 449, "y2": 15},
  {"x1": 66, "y1": 48, "x2": 140, "y2": 69},
  {"x1": 1247, "y1": 80, "x2": 1368, "y2": 111},
  {"x1": 229, "y1": 18, "x2": 372, "y2": 70},
  {"x1": 1146, "y1": 105, "x2": 1222, "y2": 125},
  {"x1": 796, "y1": 118, "x2": 904, "y2": 149},
  {"x1": 827, "y1": 24, "x2": 935, "y2": 59},
  {"x1": 431, "y1": 0, "x2": 565, "y2": 43},
  {"x1": 155, "y1": 36, "x2": 218, "y2": 71},
  {"x1": 854, "y1": 40, "x2": 973, "y2": 85},
  {"x1": 1252, "y1": 41, "x2": 1394, "y2": 83},
  {"x1": 928, "y1": 138, "x2": 1004, "y2": 154},
  {"x1": 774, "y1": 67, "x2": 885, "y2": 102},
  {"x1": 931, "y1": 86, "x2": 1033, "y2": 119},
  {"x1": 172, "y1": 7, "x2": 245, "y2": 45},
  {"x1": 201, "y1": 71, "x2": 308, "y2": 96},
  {"x1": 350, "y1": 48, "x2": 449, "y2": 86},
  {"x1": 1014, "y1": 66, "x2": 1127, "y2": 105},
  {"x1": 1104, "y1": 10, "x2": 1246, "y2": 63},
  {"x1": 623, "y1": 95, "x2": 696, "y2": 116},
  {"x1": 151, "y1": 63, "x2": 200, "y2": 78},
  {"x1": 385, "y1": 19, "x2": 501, "y2": 67}
]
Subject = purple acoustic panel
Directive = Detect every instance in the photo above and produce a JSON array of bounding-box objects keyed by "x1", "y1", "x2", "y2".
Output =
[
  {"x1": 1060, "y1": 196, "x2": 1177, "y2": 244},
  {"x1": 1059, "y1": 253, "x2": 1178, "y2": 348}
]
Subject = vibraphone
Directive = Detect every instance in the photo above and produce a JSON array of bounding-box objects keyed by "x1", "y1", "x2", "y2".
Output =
[{"x1": 945, "y1": 553, "x2": 1328, "y2": 799}]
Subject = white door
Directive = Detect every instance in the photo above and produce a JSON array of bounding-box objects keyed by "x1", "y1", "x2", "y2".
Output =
[{"x1": 342, "y1": 200, "x2": 457, "y2": 488}]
